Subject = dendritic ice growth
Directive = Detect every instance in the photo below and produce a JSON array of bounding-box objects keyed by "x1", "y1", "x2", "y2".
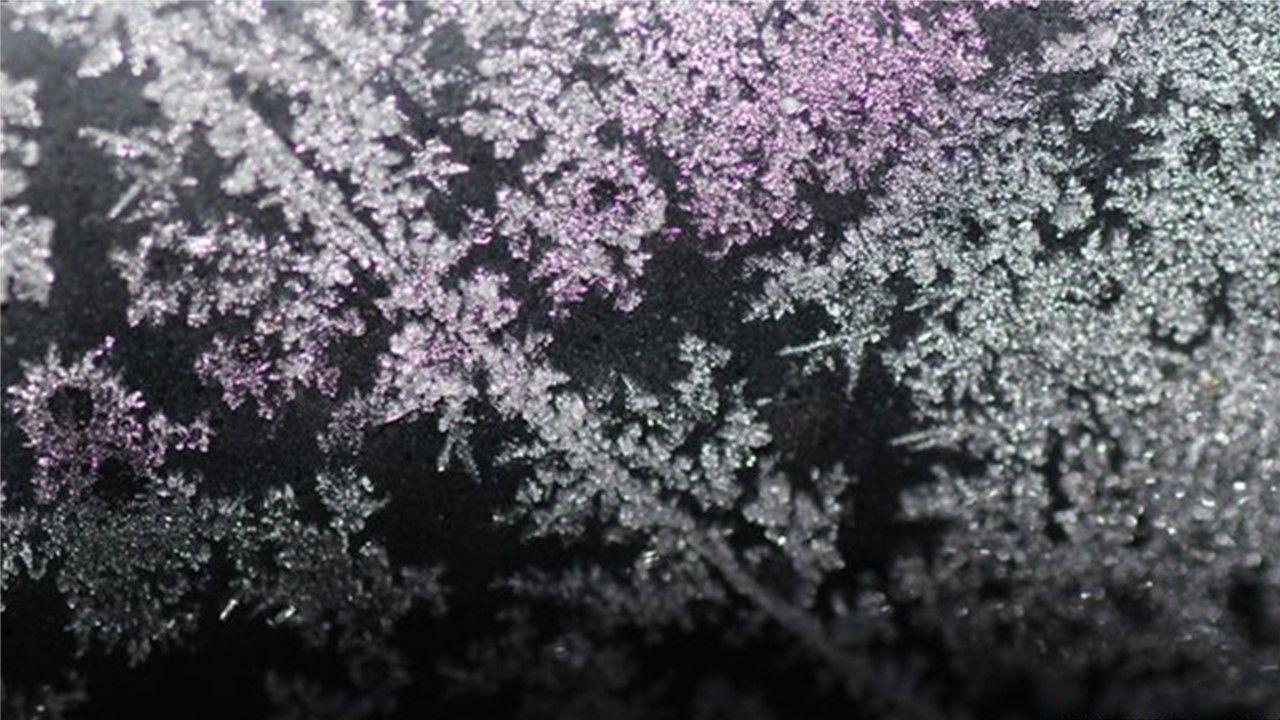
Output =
[{"x1": 2, "y1": 2, "x2": 1279, "y2": 718}]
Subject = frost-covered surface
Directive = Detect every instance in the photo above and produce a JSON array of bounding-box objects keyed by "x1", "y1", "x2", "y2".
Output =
[
  {"x1": 2, "y1": 2, "x2": 1279, "y2": 718},
  {"x1": 1, "y1": 69, "x2": 54, "y2": 305}
]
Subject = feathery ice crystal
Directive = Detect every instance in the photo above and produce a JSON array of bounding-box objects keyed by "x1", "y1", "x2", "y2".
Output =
[{"x1": 3, "y1": 1, "x2": 1279, "y2": 717}]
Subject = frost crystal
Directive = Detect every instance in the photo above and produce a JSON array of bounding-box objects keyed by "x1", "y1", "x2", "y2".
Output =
[
  {"x1": 3, "y1": 1, "x2": 1280, "y2": 716},
  {"x1": 0, "y1": 70, "x2": 54, "y2": 304},
  {"x1": 6, "y1": 339, "x2": 211, "y2": 503}
]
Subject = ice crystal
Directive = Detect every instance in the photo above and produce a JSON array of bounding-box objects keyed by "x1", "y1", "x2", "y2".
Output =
[
  {"x1": 4, "y1": 1, "x2": 1280, "y2": 716},
  {"x1": 746, "y1": 1, "x2": 1280, "y2": 707},
  {"x1": 224, "y1": 469, "x2": 447, "y2": 651},
  {"x1": 0, "y1": 69, "x2": 54, "y2": 304},
  {"x1": 6, "y1": 339, "x2": 211, "y2": 503},
  {"x1": 34, "y1": 473, "x2": 224, "y2": 664}
]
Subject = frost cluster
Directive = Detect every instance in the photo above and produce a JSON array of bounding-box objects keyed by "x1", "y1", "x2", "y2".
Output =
[{"x1": 2, "y1": 1, "x2": 1279, "y2": 717}]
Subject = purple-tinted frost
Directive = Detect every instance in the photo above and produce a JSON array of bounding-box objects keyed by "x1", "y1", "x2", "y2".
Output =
[
  {"x1": 616, "y1": 1, "x2": 989, "y2": 250},
  {"x1": 2, "y1": 1, "x2": 999, "y2": 430},
  {"x1": 7, "y1": 338, "x2": 211, "y2": 502}
]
